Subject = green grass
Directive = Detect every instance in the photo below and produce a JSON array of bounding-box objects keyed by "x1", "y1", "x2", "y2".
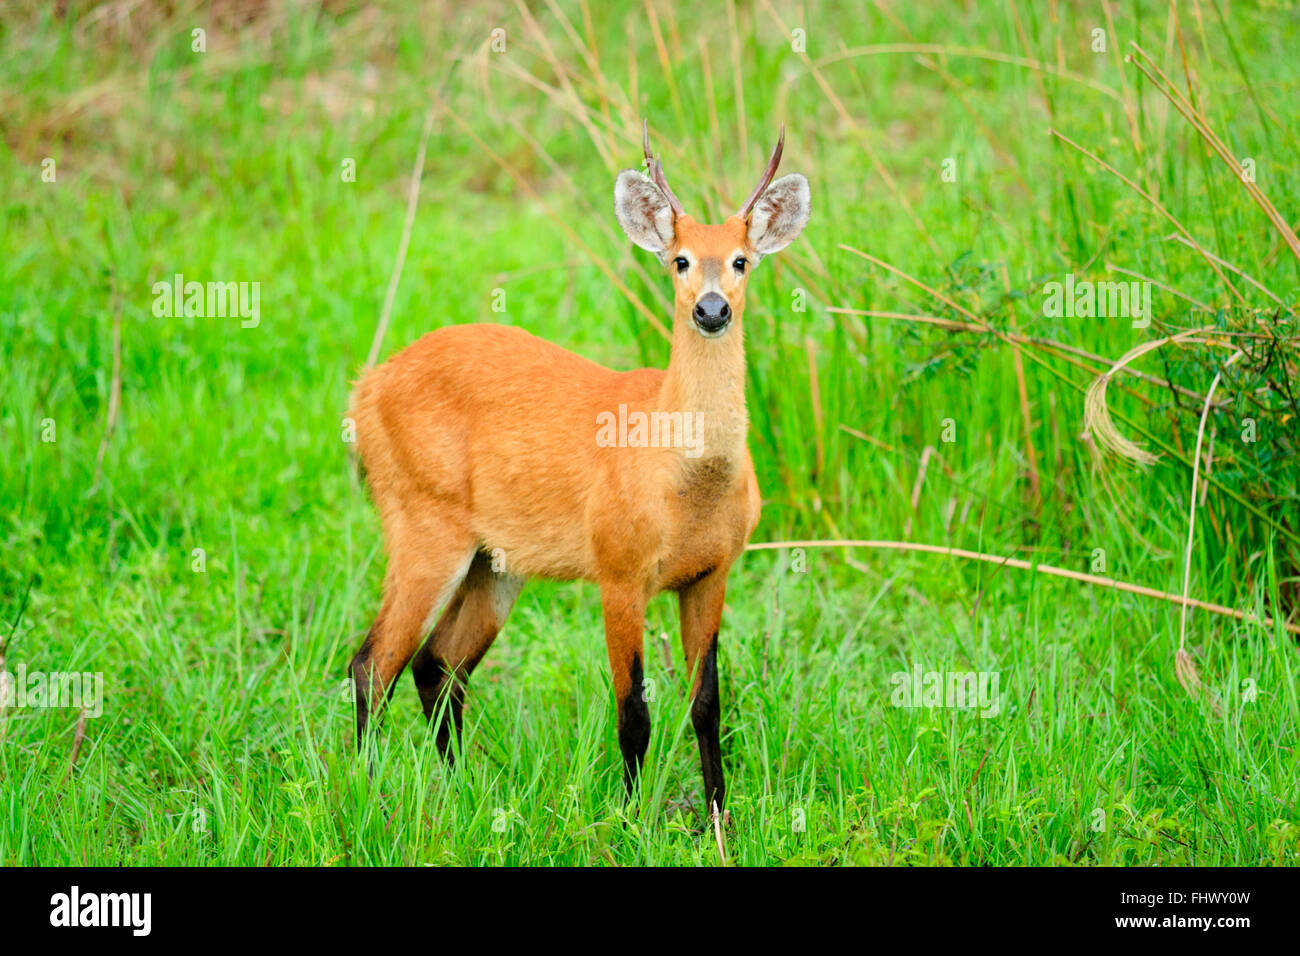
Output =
[{"x1": 2, "y1": 0, "x2": 1299, "y2": 865}]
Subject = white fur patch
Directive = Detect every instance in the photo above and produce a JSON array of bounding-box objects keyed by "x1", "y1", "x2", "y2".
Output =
[
  {"x1": 420, "y1": 549, "x2": 477, "y2": 635},
  {"x1": 490, "y1": 573, "x2": 526, "y2": 623}
]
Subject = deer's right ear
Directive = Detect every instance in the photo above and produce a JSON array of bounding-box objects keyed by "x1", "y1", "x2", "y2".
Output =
[{"x1": 614, "y1": 169, "x2": 675, "y2": 258}]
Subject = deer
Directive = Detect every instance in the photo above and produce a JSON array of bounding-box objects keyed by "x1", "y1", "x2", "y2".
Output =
[{"x1": 347, "y1": 121, "x2": 810, "y2": 817}]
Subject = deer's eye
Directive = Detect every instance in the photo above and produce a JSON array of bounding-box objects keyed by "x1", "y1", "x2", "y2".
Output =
[
  {"x1": 733, "y1": 257, "x2": 748, "y2": 273},
  {"x1": 673, "y1": 256, "x2": 689, "y2": 274}
]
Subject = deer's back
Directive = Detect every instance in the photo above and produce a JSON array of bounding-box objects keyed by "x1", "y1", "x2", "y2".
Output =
[{"x1": 351, "y1": 323, "x2": 675, "y2": 579}]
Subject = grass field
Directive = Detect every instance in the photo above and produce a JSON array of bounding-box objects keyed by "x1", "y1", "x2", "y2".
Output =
[{"x1": 2, "y1": 0, "x2": 1299, "y2": 866}]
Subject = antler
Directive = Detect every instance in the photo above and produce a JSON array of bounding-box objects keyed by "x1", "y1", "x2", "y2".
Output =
[
  {"x1": 641, "y1": 120, "x2": 685, "y2": 218},
  {"x1": 735, "y1": 124, "x2": 785, "y2": 219}
]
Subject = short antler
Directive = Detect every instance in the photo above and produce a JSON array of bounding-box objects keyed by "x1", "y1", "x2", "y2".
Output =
[
  {"x1": 735, "y1": 125, "x2": 785, "y2": 219},
  {"x1": 642, "y1": 120, "x2": 685, "y2": 218}
]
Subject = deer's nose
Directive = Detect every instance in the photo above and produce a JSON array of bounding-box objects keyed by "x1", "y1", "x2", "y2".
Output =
[{"x1": 692, "y1": 292, "x2": 731, "y2": 334}]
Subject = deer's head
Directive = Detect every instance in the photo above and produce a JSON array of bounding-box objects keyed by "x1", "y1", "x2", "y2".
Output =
[{"x1": 615, "y1": 122, "x2": 810, "y2": 339}]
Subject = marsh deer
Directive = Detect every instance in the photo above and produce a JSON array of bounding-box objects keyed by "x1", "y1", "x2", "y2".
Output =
[{"x1": 349, "y1": 122, "x2": 810, "y2": 814}]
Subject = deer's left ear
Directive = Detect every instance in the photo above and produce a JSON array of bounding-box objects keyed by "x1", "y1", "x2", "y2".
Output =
[{"x1": 746, "y1": 173, "x2": 810, "y2": 258}]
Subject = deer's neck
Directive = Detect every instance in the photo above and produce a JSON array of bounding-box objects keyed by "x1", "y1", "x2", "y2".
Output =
[{"x1": 658, "y1": 307, "x2": 749, "y2": 466}]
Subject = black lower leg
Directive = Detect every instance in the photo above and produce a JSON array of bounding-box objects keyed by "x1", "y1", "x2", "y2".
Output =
[
  {"x1": 691, "y1": 638, "x2": 725, "y2": 813},
  {"x1": 411, "y1": 650, "x2": 467, "y2": 760},
  {"x1": 349, "y1": 631, "x2": 378, "y2": 749},
  {"x1": 350, "y1": 625, "x2": 406, "y2": 750},
  {"x1": 617, "y1": 655, "x2": 651, "y2": 797}
]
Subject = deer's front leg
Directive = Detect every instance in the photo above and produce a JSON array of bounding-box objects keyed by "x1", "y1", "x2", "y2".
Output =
[
  {"x1": 599, "y1": 582, "x2": 650, "y2": 797},
  {"x1": 678, "y1": 567, "x2": 729, "y2": 816}
]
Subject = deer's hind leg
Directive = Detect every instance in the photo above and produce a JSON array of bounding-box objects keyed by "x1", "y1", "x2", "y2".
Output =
[
  {"x1": 411, "y1": 550, "x2": 524, "y2": 760},
  {"x1": 350, "y1": 516, "x2": 477, "y2": 748}
]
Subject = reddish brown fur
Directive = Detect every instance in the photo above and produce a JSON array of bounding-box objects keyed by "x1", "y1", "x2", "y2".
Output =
[
  {"x1": 348, "y1": 134, "x2": 807, "y2": 811},
  {"x1": 350, "y1": 218, "x2": 760, "y2": 698}
]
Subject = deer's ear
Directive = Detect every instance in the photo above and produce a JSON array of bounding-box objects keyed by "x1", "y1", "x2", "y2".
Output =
[
  {"x1": 615, "y1": 169, "x2": 675, "y2": 258},
  {"x1": 746, "y1": 173, "x2": 810, "y2": 258}
]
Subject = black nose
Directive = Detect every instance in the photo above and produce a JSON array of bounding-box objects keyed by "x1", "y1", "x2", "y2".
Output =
[{"x1": 693, "y1": 292, "x2": 731, "y2": 333}]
